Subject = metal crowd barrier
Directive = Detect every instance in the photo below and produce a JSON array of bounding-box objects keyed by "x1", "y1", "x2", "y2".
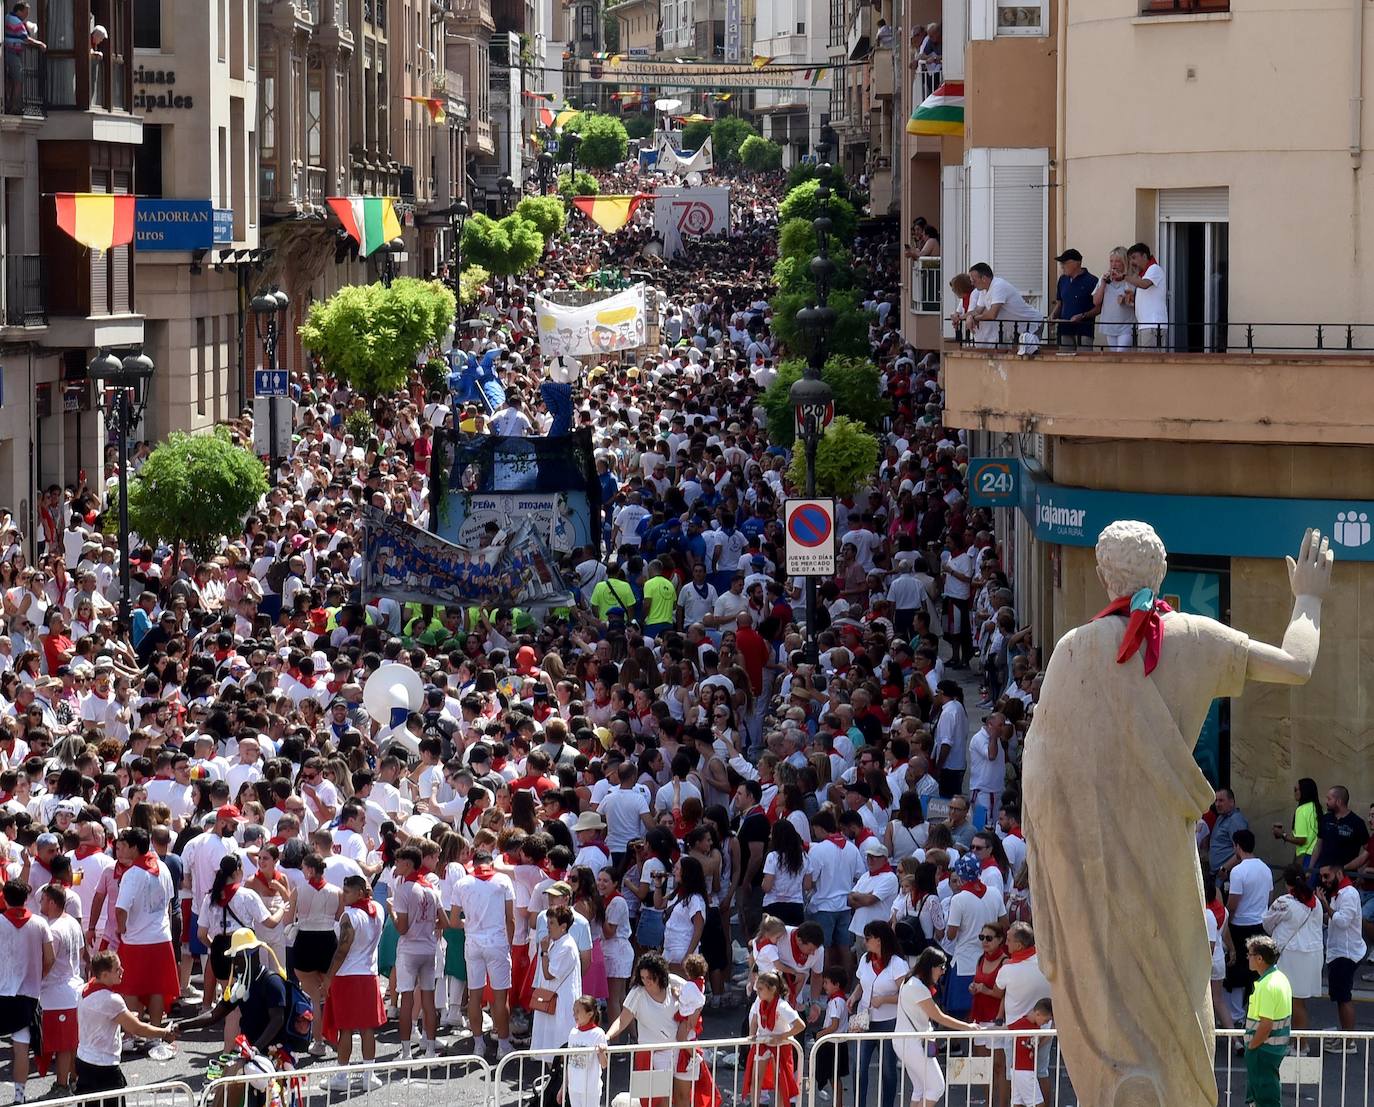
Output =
[
  {"x1": 493, "y1": 1035, "x2": 804, "y2": 1107},
  {"x1": 178, "y1": 1026, "x2": 1374, "y2": 1107},
  {"x1": 36, "y1": 1080, "x2": 197, "y2": 1107},
  {"x1": 199, "y1": 1054, "x2": 491, "y2": 1107}
]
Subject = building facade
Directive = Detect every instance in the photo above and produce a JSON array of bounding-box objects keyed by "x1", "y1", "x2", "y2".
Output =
[
  {"x1": 134, "y1": 0, "x2": 259, "y2": 439},
  {"x1": 928, "y1": 0, "x2": 1374, "y2": 849}
]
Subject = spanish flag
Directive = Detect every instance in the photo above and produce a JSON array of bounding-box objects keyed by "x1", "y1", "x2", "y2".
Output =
[
  {"x1": 327, "y1": 196, "x2": 403, "y2": 257},
  {"x1": 554, "y1": 108, "x2": 578, "y2": 129},
  {"x1": 751, "y1": 54, "x2": 773, "y2": 69},
  {"x1": 906, "y1": 80, "x2": 964, "y2": 136},
  {"x1": 54, "y1": 193, "x2": 136, "y2": 253},
  {"x1": 405, "y1": 96, "x2": 447, "y2": 124},
  {"x1": 572, "y1": 194, "x2": 648, "y2": 234}
]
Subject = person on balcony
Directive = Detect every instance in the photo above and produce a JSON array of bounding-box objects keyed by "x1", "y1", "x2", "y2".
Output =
[
  {"x1": 966, "y1": 263, "x2": 1043, "y2": 348},
  {"x1": 1049, "y1": 249, "x2": 1098, "y2": 350},
  {"x1": 1124, "y1": 243, "x2": 1168, "y2": 347},
  {"x1": 3, "y1": 2, "x2": 43, "y2": 115},
  {"x1": 1092, "y1": 247, "x2": 1136, "y2": 350}
]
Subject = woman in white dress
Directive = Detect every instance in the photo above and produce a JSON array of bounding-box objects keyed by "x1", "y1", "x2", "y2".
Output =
[
  {"x1": 1261, "y1": 863, "x2": 1325, "y2": 1038},
  {"x1": 596, "y1": 868, "x2": 634, "y2": 1025},
  {"x1": 606, "y1": 953, "x2": 688, "y2": 1106},
  {"x1": 531, "y1": 905, "x2": 583, "y2": 1051},
  {"x1": 894, "y1": 948, "x2": 981, "y2": 1107}
]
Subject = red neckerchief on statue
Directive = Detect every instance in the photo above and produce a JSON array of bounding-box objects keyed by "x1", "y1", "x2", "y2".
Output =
[{"x1": 1094, "y1": 587, "x2": 1172, "y2": 675}]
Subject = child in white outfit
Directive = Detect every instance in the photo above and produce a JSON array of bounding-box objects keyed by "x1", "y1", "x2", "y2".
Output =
[{"x1": 564, "y1": 996, "x2": 609, "y2": 1107}]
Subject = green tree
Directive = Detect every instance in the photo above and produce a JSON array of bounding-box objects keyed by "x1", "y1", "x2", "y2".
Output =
[
  {"x1": 557, "y1": 170, "x2": 600, "y2": 199},
  {"x1": 127, "y1": 428, "x2": 269, "y2": 562},
  {"x1": 787, "y1": 416, "x2": 879, "y2": 498},
  {"x1": 458, "y1": 264, "x2": 490, "y2": 308},
  {"x1": 299, "y1": 278, "x2": 456, "y2": 398},
  {"x1": 711, "y1": 115, "x2": 758, "y2": 167},
  {"x1": 785, "y1": 160, "x2": 850, "y2": 197},
  {"x1": 680, "y1": 119, "x2": 712, "y2": 151},
  {"x1": 739, "y1": 135, "x2": 783, "y2": 172},
  {"x1": 778, "y1": 178, "x2": 858, "y2": 245},
  {"x1": 770, "y1": 287, "x2": 872, "y2": 360},
  {"x1": 515, "y1": 194, "x2": 567, "y2": 240},
  {"x1": 623, "y1": 113, "x2": 654, "y2": 140},
  {"x1": 572, "y1": 113, "x2": 630, "y2": 169},
  {"x1": 458, "y1": 213, "x2": 546, "y2": 277},
  {"x1": 761, "y1": 355, "x2": 888, "y2": 447}
]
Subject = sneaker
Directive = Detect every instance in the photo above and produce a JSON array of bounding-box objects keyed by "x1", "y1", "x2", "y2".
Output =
[
  {"x1": 309, "y1": 1040, "x2": 327, "y2": 1057},
  {"x1": 13, "y1": 1084, "x2": 26, "y2": 1104},
  {"x1": 400, "y1": 1043, "x2": 413, "y2": 1061},
  {"x1": 181, "y1": 987, "x2": 203, "y2": 1004},
  {"x1": 326, "y1": 1073, "x2": 352, "y2": 1093},
  {"x1": 1325, "y1": 1038, "x2": 1359, "y2": 1054},
  {"x1": 364, "y1": 1074, "x2": 384, "y2": 1089},
  {"x1": 420, "y1": 1042, "x2": 440, "y2": 1059}
]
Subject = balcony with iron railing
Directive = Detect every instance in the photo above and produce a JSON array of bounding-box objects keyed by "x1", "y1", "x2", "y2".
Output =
[
  {"x1": 448, "y1": 0, "x2": 494, "y2": 29},
  {"x1": 3, "y1": 255, "x2": 46, "y2": 328},
  {"x1": 944, "y1": 315, "x2": 1374, "y2": 446},
  {"x1": 2, "y1": 43, "x2": 46, "y2": 118},
  {"x1": 306, "y1": 165, "x2": 327, "y2": 204}
]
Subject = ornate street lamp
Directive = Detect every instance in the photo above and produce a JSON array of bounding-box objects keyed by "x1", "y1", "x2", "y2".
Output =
[{"x1": 250, "y1": 288, "x2": 291, "y2": 480}]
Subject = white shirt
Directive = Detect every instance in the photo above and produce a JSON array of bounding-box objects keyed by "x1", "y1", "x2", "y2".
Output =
[
  {"x1": 1134, "y1": 262, "x2": 1168, "y2": 325},
  {"x1": 337, "y1": 902, "x2": 384, "y2": 976},
  {"x1": 849, "y1": 868, "x2": 900, "y2": 936},
  {"x1": 677, "y1": 581, "x2": 718, "y2": 626},
  {"x1": 856, "y1": 954, "x2": 906, "y2": 1022},
  {"x1": 41, "y1": 911, "x2": 84, "y2": 1010},
  {"x1": 1226, "y1": 856, "x2": 1271, "y2": 926},
  {"x1": 490, "y1": 407, "x2": 533, "y2": 436},
  {"x1": 994, "y1": 951, "x2": 1050, "y2": 1025},
  {"x1": 78, "y1": 987, "x2": 130, "y2": 1066},
  {"x1": 453, "y1": 872, "x2": 515, "y2": 942},
  {"x1": 966, "y1": 728, "x2": 1006, "y2": 798},
  {"x1": 946, "y1": 887, "x2": 1006, "y2": 974},
  {"x1": 934, "y1": 700, "x2": 969, "y2": 772},
  {"x1": 393, "y1": 874, "x2": 442, "y2": 955},
  {"x1": 116, "y1": 860, "x2": 174, "y2": 944},
  {"x1": 334, "y1": 827, "x2": 370, "y2": 864},
  {"x1": 0, "y1": 912, "x2": 50, "y2": 998},
  {"x1": 600, "y1": 786, "x2": 650, "y2": 851},
  {"x1": 805, "y1": 838, "x2": 864, "y2": 912},
  {"x1": 1326, "y1": 883, "x2": 1368, "y2": 963},
  {"x1": 762, "y1": 852, "x2": 805, "y2": 905},
  {"x1": 197, "y1": 886, "x2": 268, "y2": 941}
]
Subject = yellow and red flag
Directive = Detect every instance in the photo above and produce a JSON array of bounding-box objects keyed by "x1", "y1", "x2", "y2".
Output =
[
  {"x1": 54, "y1": 193, "x2": 136, "y2": 252},
  {"x1": 571, "y1": 194, "x2": 649, "y2": 234},
  {"x1": 405, "y1": 96, "x2": 447, "y2": 124},
  {"x1": 751, "y1": 54, "x2": 773, "y2": 69}
]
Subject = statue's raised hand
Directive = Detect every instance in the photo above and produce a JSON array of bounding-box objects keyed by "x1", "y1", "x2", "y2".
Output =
[{"x1": 1287, "y1": 528, "x2": 1333, "y2": 599}]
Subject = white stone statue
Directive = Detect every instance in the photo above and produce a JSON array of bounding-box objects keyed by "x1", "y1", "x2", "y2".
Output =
[{"x1": 1023, "y1": 523, "x2": 1332, "y2": 1107}]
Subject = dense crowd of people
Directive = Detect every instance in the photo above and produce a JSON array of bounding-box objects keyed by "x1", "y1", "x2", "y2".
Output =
[{"x1": 0, "y1": 149, "x2": 1367, "y2": 1107}]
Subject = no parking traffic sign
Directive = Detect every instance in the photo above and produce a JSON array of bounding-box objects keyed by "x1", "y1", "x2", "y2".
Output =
[{"x1": 785, "y1": 498, "x2": 837, "y2": 576}]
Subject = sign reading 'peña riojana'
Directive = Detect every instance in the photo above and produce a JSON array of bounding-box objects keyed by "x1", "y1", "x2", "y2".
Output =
[{"x1": 134, "y1": 200, "x2": 215, "y2": 251}]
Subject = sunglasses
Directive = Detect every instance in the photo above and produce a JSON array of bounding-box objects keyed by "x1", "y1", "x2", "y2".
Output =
[{"x1": 979, "y1": 933, "x2": 998, "y2": 942}]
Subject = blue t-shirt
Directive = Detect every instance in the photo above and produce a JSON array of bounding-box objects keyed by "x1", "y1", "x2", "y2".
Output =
[
  {"x1": 131, "y1": 607, "x2": 153, "y2": 647},
  {"x1": 1056, "y1": 269, "x2": 1098, "y2": 337}
]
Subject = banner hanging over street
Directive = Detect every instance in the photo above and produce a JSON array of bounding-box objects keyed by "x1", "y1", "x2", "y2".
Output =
[{"x1": 652, "y1": 186, "x2": 731, "y2": 237}]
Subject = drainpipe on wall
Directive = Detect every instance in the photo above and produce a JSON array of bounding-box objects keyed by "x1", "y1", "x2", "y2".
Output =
[
  {"x1": 1353, "y1": 0, "x2": 1365, "y2": 168},
  {"x1": 1055, "y1": 0, "x2": 1067, "y2": 253}
]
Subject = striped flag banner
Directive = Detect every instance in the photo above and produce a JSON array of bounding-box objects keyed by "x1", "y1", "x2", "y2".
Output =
[
  {"x1": 802, "y1": 67, "x2": 829, "y2": 86},
  {"x1": 54, "y1": 193, "x2": 136, "y2": 253},
  {"x1": 571, "y1": 194, "x2": 650, "y2": 234},
  {"x1": 751, "y1": 54, "x2": 773, "y2": 69},
  {"x1": 405, "y1": 95, "x2": 446, "y2": 123},
  {"x1": 907, "y1": 80, "x2": 964, "y2": 136},
  {"x1": 327, "y1": 196, "x2": 403, "y2": 257},
  {"x1": 522, "y1": 90, "x2": 556, "y2": 101},
  {"x1": 554, "y1": 108, "x2": 579, "y2": 129}
]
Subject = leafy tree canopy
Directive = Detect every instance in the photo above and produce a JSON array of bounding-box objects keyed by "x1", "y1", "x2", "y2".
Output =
[
  {"x1": 127, "y1": 428, "x2": 268, "y2": 561},
  {"x1": 623, "y1": 113, "x2": 654, "y2": 140},
  {"x1": 557, "y1": 170, "x2": 600, "y2": 200},
  {"x1": 559, "y1": 112, "x2": 629, "y2": 169},
  {"x1": 458, "y1": 213, "x2": 546, "y2": 277},
  {"x1": 298, "y1": 278, "x2": 456, "y2": 397},
  {"x1": 786, "y1": 416, "x2": 880, "y2": 499},
  {"x1": 514, "y1": 195, "x2": 567, "y2": 240},
  {"x1": 680, "y1": 119, "x2": 712, "y2": 151},
  {"x1": 762, "y1": 355, "x2": 888, "y2": 446},
  {"x1": 739, "y1": 135, "x2": 783, "y2": 172},
  {"x1": 778, "y1": 178, "x2": 858, "y2": 245},
  {"x1": 458, "y1": 264, "x2": 491, "y2": 308},
  {"x1": 711, "y1": 115, "x2": 759, "y2": 167},
  {"x1": 786, "y1": 160, "x2": 850, "y2": 197}
]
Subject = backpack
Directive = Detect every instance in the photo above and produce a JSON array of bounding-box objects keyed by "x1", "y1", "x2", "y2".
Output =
[
  {"x1": 894, "y1": 895, "x2": 937, "y2": 959},
  {"x1": 279, "y1": 975, "x2": 316, "y2": 1053}
]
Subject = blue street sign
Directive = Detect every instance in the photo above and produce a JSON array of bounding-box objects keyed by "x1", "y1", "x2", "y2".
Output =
[
  {"x1": 213, "y1": 208, "x2": 234, "y2": 244},
  {"x1": 133, "y1": 199, "x2": 215, "y2": 251},
  {"x1": 967, "y1": 457, "x2": 1020, "y2": 507},
  {"x1": 254, "y1": 369, "x2": 287, "y2": 396}
]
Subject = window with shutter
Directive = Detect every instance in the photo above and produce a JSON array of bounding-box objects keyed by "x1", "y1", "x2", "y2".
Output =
[
  {"x1": 112, "y1": 170, "x2": 133, "y2": 314},
  {"x1": 940, "y1": 0, "x2": 965, "y2": 78},
  {"x1": 89, "y1": 170, "x2": 110, "y2": 316},
  {"x1": 990, "y1": 162, "x2": 1047, "y2": 310}
]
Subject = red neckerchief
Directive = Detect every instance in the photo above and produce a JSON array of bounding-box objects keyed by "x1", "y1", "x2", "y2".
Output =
[
  {"x1": 962, "y1": 879, "x2": 988, "y2": 899},
  {"x1": 1292, "y1": 884, "x2": 1317, "y2": 908},
  {"x1": 2, "y1": 906, "x2": 32, "y2": 928},
  {"x1": 74, "y1": 843, "x2": 102, "y2": 860},
  {"x1": 472, "y1": 863, "x2": 496, "y2": 880},
  {"x1": 82, "y1": 979, "x2": 113, "y2": 997},
  {"x1": 269, "y1": 835, "x2": 289, "y2": 847},
  {"x1": 404, "y1": 870, "x2": 438, "y2": 888},
  {"x1": 980, "y1": 856, "x2": 998, "y2": 872},
  {"x1": 154, "y1": 771, "x2": 173, "y2": 781},
  {"x1": 744, "y1": 805, "x2": 765, "y2": 821},
  {"x1": 755, "y1": 937, "x2": 776, "y2": 952},
  {"x1": 854, "y1": 828, "x2": 875, "y2": 846},
  {"x1": 866, "y1": 952, "x2": 888, "y2": 974},
  {"x1": 758, "y1": 994, "x2": 780, "y2": 1031},
  {"x1": 1005, "y1": 944, "x2": 1037, "y2": 965},
  {"x1": 582, "y1": 839, "x2": 610, "y2": 858},
  {"x1": 134, "y1": 851, "x2": 161, "y2": 876},
  {"x1": 275, "y1": 801, "x2": 289, "y2": 813},
  {"x1": 462, "y1": 805, "x2": 483, "y2": 829},
  {"x1": 540, "y1": 862, "x2": 567, "y2": 881},
  {"x1": 576, "y1": 1019, "x2": 600, "y2": 1032},
  {"x1": 1335, "y1": 875, "x2": 1355, "y2": 893},
  {"x1": 352, "y1": 892, "x2": 378, "y2": 918},
  {"x1": 1007, "y1": 824, "x2": 1024, "y2": 840},
  {"x1": 1207, "y1": 899, "x2": 1225, "y2": 931},
  {"x1": 491, "y1": 757, "x2": 507, "y2": 772},
  {"x1": 1093, "y1": 591, "x2": 1172, "y2": 676},
  {"x1": 765, "y1": 793, "x2": 780, "y2": 823},
  {"x1": 308, "y1": 875, "x2": 327, "y2": 890},
  {"x1": 824, "y1": 833, "x2": 848, "y2": 849},
  {"x1": 789, "y1": 930, "x2": 808, "y2": 965},
  {"x1": 113, "y1": 859, "x2": 131, "y2": 883},
  {"x1": 217, "y1": 882, "x2": 240, "y2": 907},
  {"x1": 868, "y1": 861, "x2": 893, "y2": 875}
]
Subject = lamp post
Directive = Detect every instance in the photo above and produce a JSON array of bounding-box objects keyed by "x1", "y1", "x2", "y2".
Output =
[
  {"x1": 497, "y1": 174, "x2": 515, "y2": 214},
  {"x1": 788, "y1": 164, "x2": 836, "y2": 666},
  {"x1": 450, "y1": 198, "x2": 471, "y2": 318},
  {"x1": 378, "y1": 237, "x2": 405, "y2": 287},
  {"x1": 251, "y1": 287, "x2": 290, "y2": 482},
  {"x1": 566, "y1": 130, "x2": 582, "y2": 181},
  {"x1": 87, "y1": 349, "x2": 155, "y2": 628},
  {"x1": 537, "y1": 151, "x2": 555, "y2": 195}
]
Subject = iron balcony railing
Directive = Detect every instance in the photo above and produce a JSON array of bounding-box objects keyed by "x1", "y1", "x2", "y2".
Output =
[
  {"x1": 954, "y1": 317, "x2": 1374, "y2": 355},
  {"x1": 3, "y1": 255, "x2": 46, "y2": 328},
  {"x1": 4, "y1": 42, "x2": 46, "y2": 116}
]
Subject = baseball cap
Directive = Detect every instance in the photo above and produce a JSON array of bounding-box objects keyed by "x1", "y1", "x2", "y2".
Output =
[
  {"x1": 216, "y1": 805, "x2": 244, "y2": 822},
  {"x1": 1054, "y1": 248, "x2": 1083, "y2": 263}
]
